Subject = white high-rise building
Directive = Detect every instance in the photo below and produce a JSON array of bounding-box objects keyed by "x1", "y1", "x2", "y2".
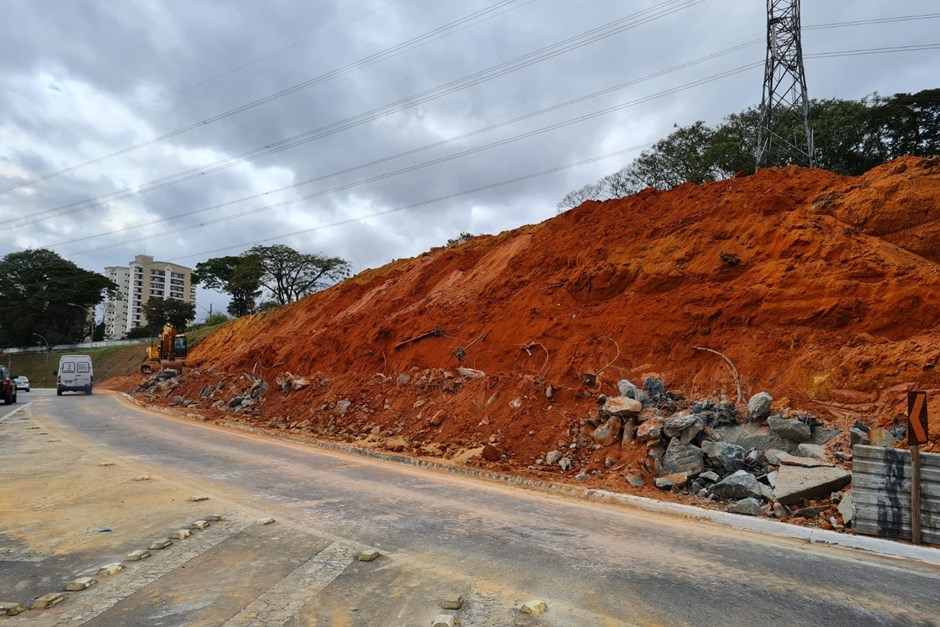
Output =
[{"x1": 103, "y1": 255, "x2": 196, "y2": 339}]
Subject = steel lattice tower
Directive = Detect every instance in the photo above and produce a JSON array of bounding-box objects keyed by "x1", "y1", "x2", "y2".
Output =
[{"x1": 755, "y1": 0, "x2": 814, "y2": 169}]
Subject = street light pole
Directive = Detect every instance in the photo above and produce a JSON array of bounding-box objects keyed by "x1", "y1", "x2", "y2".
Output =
[
  {"x1": 32, "y1": 333, "x2": 50, "y2": 388},
  {"x1": 66, "y1": 303, "x2": 95, "y2": 345}
]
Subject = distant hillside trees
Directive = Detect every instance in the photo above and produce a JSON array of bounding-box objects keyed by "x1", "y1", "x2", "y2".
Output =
[
  {"x1": 0, "y1": 249, "x2": 116, "y2": 346},
  {"x1": 194, "y1": 245, "x2": 351, "y2": 316},
  {"x1": 558, "y1": 88, "x2": 940, "y2": 210}
]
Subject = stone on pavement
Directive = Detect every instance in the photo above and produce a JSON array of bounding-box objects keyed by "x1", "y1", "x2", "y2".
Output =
[
  {"x1": 32, "y1": 592, "x2": 65, "y2": 609},
  {"x1": 96, "y1": 562, "x2": 125, "y2": 576},
  {"x1": 357, "y1": 550, "x2": 381, "y2": 562},
  {"x1": 774, "y1": 465, "x2": 851, "y2": 505},
  {"x1": 520, "y1": 600, "x2": 548, "y2": 616},
  {"x1": 205, "y1": 514, "x2": 224, "y2": 521},
  {"x1": 149, "y1": 539, "x2": 172, "y2": 550},
  {"x1": 728, "y1": 498, "x2": 763, "y2": 516},
  {"x1": 190, "y1": 519, "x2": 210, "y2": 530},
  {"x1": 440, "y1": 594, "x2": 464, "y2": 610},
  {"x1": 64, "y1": 576, "x2": 97, "y2": 591},
  {"x1": 173, "y1": 529, "x2": 192, "y2": 540},
  {"x1": 767, "y1": 416, "x2": 811, "y2": 442},
  {"x1": 710, "y1": 470, "x2": 762, "y2": 500},
  {"x1": 256, "y1": 517, "x2": 276, "y2": 525},
  {"x1": 661, "y1": 439, "x2": 704, "y2": 476},
  {"x1": 747, "y1": 392, "x2": 773, "y2": 420},
  {"x1": 432, "y1": 615, "x2": 459, "y2": 627},
  {"x1": 0, "y1": 602, "x2": 25, "y2": 616},
  {"x1": 126, "y1": 549, "x2": 150, "y2": 561},
  {"x1": 189, "y1": 495, "x2": 209, "y2": 502}
]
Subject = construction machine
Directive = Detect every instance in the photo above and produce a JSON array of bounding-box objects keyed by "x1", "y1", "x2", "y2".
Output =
[{"x1": 141, "y1": 323, "x2": 188, "y2": 375}]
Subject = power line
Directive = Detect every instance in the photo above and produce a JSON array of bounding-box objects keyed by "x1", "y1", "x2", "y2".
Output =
[
  {"x1": 167, "y1": 143, "x2": 654, "y2": 263},
  {"x1": 10, "y1": 0, "x2": 705, "y2": 229},
  {"x1": 69, "y1": 61, "x2": 762, "y2": 256},
  {"x1": 44, "y1": 0, "x2": 412, "y2": 145},
  {"x1": 50, "y1": 39, "x2": 758, "y2": 249},
  {"x1": 16, "y1": 6, "x2": 930, "y2": 232},
  {"x1": 0, "y1": 0, "x2": 532, "y2": 194},
  {"x1": 64, "y1": 40, "x2": 939, "y2": 257}
]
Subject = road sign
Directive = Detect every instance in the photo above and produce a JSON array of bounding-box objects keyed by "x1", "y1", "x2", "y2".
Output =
[{"x1": 907, "y1": 391, "x2": 929, "y2": 446}]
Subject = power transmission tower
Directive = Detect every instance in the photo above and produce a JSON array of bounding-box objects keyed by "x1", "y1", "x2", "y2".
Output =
[{"x1": 755, "y1": 0, "x2": 814, "y2": 169}]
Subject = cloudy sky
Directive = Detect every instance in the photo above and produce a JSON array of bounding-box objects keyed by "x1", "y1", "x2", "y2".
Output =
[{"x1": 1, "y1": 0, "x2": 937, "y2": 320}]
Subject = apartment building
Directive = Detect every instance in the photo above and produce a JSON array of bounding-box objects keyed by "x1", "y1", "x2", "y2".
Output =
[{"x1": 103, "y1": 255, "x2": 197, "y2": 339}]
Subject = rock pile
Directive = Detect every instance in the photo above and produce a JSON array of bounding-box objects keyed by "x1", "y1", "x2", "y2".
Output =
[{"x1": 541, "y1": 379, "x2": 852, "y2": 524}]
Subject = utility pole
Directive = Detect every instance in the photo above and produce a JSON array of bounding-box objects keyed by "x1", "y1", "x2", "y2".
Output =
[{"x1": 755, "y1": 0, "x2": 814, "y2": 169}]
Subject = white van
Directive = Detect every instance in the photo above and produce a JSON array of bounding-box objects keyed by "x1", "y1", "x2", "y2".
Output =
[{"x1": 56, "y1": 355, "x2": 94, "y2": 396}]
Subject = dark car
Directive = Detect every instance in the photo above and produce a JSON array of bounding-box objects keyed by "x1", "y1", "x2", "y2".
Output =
[{"x1": 0, "y1": 366, "x2": 18, "y2": 405}]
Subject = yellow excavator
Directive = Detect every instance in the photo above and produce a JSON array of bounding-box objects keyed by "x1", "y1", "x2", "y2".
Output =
[{"x1": 141, "y1": 323, "x2": 188, "y2": 375}]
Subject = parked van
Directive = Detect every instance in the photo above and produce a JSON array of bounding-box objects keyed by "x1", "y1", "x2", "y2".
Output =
[{"x1": 56, "y1": 355, "x2": 94, "y2": 396}]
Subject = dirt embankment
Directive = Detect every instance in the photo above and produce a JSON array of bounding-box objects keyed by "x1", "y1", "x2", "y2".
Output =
[{"x1": 118, "y1": 157, "x2": 940, "y2": 486}]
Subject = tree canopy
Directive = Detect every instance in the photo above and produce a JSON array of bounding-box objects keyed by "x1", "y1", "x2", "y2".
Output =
[
  {"x1": 141, "y1": 297, "x2": 196, "y2": 333},
  {"x1": 0, "y1": 249, "x2": 116, "y2": 347},
  {"x1": 195, "y1": 245, "x2": 351, "y2": 313},
  {"x1": 557, "y1": 89, "x2": 940, "y2": 210}
]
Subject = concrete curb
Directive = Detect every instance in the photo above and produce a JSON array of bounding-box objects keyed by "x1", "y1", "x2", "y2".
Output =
[
  {"x1": 121, "y1": 394, "x2": 940, "y2": 566},
  {"x1": 0, "y1": 403, "x2": 31, "y2": 423}
]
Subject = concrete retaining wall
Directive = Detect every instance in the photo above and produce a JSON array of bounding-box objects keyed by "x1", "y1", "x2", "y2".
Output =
[{"x1": 852, "y1": 444, "x2": 939, "y2": 545}]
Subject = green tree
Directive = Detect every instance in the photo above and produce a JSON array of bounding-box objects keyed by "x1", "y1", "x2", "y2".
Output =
[
  {"x1": 248, "y1": 244, "x2": 351, "y2": 305},
  {"x1": 142, "y1": 297, "x2": 196, "y2": 333},
  {"x1": 193, "y1": 255, "x2": 262, "y2": 317},
  {"x1": 0, "y1": 249, "x2": 116, "y2": 346}
]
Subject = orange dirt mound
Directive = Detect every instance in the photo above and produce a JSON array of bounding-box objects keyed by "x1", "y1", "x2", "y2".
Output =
[{"x1": 127, "y1": 157, "x2": 940, "y2": 471}]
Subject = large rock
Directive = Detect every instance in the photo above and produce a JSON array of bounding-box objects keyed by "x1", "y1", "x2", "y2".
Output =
[
  {"x1": 636, "y1": 419, "x2": 662, "y2": 441},
  {"x1": 747, "y1": 392, "x2": 773, "y2": 420},
  {"x1": 604, "y1": 396, "x2": 642, "y2": 416},
  {"x1": 838, "y1": 490, "x2": 855, "y2": 526},
  {"x1": 655, "y1": 472, "x2": 688, "y2": 490},
  {"x1": 618, "y1": 379, "x2": 650, "y2": 403},
  {"x1": 808, "y1": 427, "x2": 841, "y2": 445},
  {"x1": 718, "y1": 423, "x2": 798, "y2": 454},
  {"x1": 702, "y1": 440, "x2": 746, "y2": 472},
  {"x1": 481, "y1": 444, "x2": 502, "y2": 461},
  {"x1": 796, "y1": 443, "x2": 826, "y2": 459},
  {"x1": 774, "y1": 465, "x2": 851, "y2": 505},
  {"x1": 662, "y1": 440, "x2": 704, "y2": 476},
  {"x1": 728, "y1": 498, "x2": 763, "y2": 516},
  {"x1": 710, "y1": 470, "x2": 762, "y2": 500},
  {"x1": 662, "y1": 411, "x2": 699, "y2": 438},
  {"x1": 592, "y1": 416, "x2": 623, "y2": 447},
  {"x1": 767, "y1": 416, "x2": 811, "y2": 442},
  {"x1": 545, "y1": 450, "x2": 563, "y2": 465},
  {"x1": 777, "y1": 453, "x2": 833, "y2": 468}
]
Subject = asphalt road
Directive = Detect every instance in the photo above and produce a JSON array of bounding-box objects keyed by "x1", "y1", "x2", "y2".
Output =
[{"x1": 3, "y1": 391, "x2": 939, "y2": 626}]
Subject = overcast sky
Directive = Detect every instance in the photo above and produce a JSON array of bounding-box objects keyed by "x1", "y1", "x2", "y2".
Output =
[{"x1": 1, "y1": 0, "x2": 937, "y2": 321}]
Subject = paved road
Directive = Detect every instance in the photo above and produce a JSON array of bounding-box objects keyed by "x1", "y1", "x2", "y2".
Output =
[{"x1": 2, "y1": 392, "x2": 939, "y2": 626}]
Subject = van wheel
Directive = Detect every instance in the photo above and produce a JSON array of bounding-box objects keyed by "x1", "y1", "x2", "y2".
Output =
[
  {"x1": 57, "y1": 387, "x2": 63, "y2": 397},
  {"x1": 86, "y1": 386, "x2": 93, "y2": 395}
]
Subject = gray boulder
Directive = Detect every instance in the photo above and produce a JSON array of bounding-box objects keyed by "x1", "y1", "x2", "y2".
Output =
[
  {"x1": 558, "y1": 456, "x2": 573, "y2": 472},
  {"x1": 703, "y1": 441, "x2": 747, "y2": 472},
  {"x1": 718, "y1": 423, "x2": 798, "y2": 454},
  {"x1": 625, "y1": 474, "x2": 645, "y2": 488},
  {"x1": 747, "y1": 392, "x2": 773, "y2": 420},
  {"x1": 767, "y1": 416, "x2": 811, "y2": 442},
  {"x1": 618, "y1": 379, "x2": 650, "y2": 404},
  {"x1": 728, "y1": 498, "x2": 763, "y2": 516},
  {"x1": 545, "y1": 450, "x2": 563, "y2": 465},
  {"x1": 636, "y1": 419, "x2": 662, "y2": 441},
  {"x1": 773, "y1": 465, "x2": 850, "y2": 505},
  {"x1": 837, "y1": 490, "x2": 855, "y2": 526},
  {"x1": 662, "y1": 440, "x2": 704, "y2": 476},
  {"x1": 654, "y1": 472, "x2": 688, "y2": 491},
  {"x1": 796, "y1": 443, "x2": 826, "y2": 459},
  {"x1": 662, "y1": 412, "x2": 699, "y2": 438},
  {"x1": 808, "y1": 427, "x2": 840, "y2": 445},
  {"x1": 710, "y1": 470, "x2": 762, "y2": 500},
  {"x1": 592, "y1": 416, "x2": 623, "y2": 447}
]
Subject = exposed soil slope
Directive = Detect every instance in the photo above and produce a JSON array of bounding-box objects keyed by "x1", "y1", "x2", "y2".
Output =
[{"x1": 123, "y1": 157, "x2": 940, "y2": 473}]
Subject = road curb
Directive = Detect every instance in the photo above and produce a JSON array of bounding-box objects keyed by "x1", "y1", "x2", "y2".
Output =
[
  {"x1": 121, "y1": 394, "x2": 940, "y2": 566},
  {"x1": 0, "y1": 402, "x2": 31, "y2": 423}
]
